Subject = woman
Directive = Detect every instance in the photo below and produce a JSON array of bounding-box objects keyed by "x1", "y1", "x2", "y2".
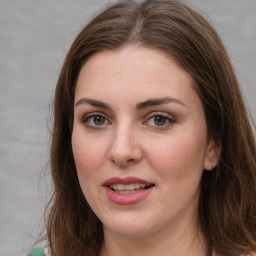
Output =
[{"x1": 27, "y1": 0, "x2": 256, "y2": 255}]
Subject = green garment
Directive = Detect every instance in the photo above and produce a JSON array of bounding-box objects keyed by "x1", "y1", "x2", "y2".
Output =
[{"x1": 26, "y1": 248, "x2": 44, "y2": 256}]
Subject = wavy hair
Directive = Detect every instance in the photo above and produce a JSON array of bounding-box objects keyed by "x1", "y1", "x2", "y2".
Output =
[{"x1": 46, "y1": 1, "x2": 256, "y2": 255}]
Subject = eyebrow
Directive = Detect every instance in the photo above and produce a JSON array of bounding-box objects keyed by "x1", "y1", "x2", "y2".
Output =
[
  {"x1": 75, "y1": 98, "x2": 111, "y2": 109},
  {"x1": 136, "y1": 97, "x2": 186, "y2": 110},
  {"x1": 74, "y1": 97, "x2": 186, "y2": 110}
]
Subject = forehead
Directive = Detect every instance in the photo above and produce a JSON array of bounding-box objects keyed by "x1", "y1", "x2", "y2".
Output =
[{"x1": 75, "y1": 46, "x2": 198, "y2": 105}]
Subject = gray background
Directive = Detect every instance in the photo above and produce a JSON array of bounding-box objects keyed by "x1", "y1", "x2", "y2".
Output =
[{"x1": 0, "y1": 1, "x2": 255, "y2": 255}]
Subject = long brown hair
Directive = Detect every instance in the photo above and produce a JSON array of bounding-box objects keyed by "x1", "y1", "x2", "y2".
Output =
[{"x1": 47, "y1": 1, "x2": 256, "y2": 255}]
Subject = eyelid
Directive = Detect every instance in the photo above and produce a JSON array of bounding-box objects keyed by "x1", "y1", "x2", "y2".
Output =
[
  {"x1": 81, "y1": 111, "x2": 112, "y2": 127},
  {"x1": 145, "y1": 111, "x2": 175, "y2": 120},
  {"x1": 143, "y1": 111, "x2": 176, "y2": 127}
]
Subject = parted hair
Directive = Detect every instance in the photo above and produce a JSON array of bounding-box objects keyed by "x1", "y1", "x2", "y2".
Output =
[{"x1": 47, "y1": 0, "x2": 256, "y2": 255}]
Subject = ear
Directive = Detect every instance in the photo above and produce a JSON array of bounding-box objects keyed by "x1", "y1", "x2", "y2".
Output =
[{"x1": 204, "y1": 138, "x2": 221, "y2": 171}]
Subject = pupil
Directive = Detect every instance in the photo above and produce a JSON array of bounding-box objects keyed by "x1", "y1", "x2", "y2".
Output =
[
  {"x1": 154, "y1": 116, "x2": 166, "y2": 126},
  {"x1": 94, "y1": 116, "x2": 105, "y2": 125}
]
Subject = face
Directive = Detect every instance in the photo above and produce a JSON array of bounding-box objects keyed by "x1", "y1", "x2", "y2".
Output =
[{"x1": 72, "y1": 46, "x2": 217, "y2": 239}]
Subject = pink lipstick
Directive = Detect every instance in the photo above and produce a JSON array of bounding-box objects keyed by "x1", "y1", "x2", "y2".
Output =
[{"x1": 103, "y1": 176, "x2": 154, "y2": 205}]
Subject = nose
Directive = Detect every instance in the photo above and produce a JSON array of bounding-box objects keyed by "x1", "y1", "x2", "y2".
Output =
[{"x1": 108, "y1": 124, "x2": 143, "y2": 168}]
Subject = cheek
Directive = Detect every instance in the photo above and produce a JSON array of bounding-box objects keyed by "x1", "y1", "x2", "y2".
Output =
[
  {"x1": 145, "y1": 134, "x2": 207, "y2": 183},
  {"x1": 71, "y1": 130, "x2": 109, "y2": 201},
  {"x1": 72, "y1": 132, "x2": 106, "y2": 204},
  {"x1": 72, "y1": 132, "x2": 107, "y2": 174}
]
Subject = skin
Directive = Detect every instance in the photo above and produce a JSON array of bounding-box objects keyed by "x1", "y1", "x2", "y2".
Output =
[{"x1": 72, "y1": 46, "x2": 218, "y2": 256}]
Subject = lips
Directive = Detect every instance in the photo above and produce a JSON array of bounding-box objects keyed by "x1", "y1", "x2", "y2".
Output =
[{"x1": 103, "y1": 176, "x2": 155, "y2": 204}]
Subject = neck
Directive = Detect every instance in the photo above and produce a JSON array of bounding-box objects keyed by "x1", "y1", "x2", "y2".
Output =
[{"x1": 100, "y1": 219, "x2": 206, "y2": 256}]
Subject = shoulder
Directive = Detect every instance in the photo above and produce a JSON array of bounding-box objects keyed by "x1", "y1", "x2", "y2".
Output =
[{"x1": 25, "y1": 248, "x2": 48, "y2": 256}]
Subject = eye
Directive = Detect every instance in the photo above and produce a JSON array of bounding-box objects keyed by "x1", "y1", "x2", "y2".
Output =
[
  {"x1": 151, "y1": 116, "x2": 168, "y2": 126},
  {"x1": 144, "y1": 113, "x2": 175, "y2": 128},
  {"x1": 82, "y1": 113, "x2": 111, "y2": 127}
]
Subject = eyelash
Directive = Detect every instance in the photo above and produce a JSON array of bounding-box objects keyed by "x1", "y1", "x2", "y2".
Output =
[
  {"x1": 82, "y1": 112, "x2": 111, "y2": 128},
  {"x1": 81, "y1": 112, "x2": 175, "y2": 129},
  {"x1": 143, "y1": 112, "x2": 175, "y2": 129}
]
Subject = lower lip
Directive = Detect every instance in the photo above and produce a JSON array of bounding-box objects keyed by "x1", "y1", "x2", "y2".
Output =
[{"x1": 104, "y1": 186, "x2": 154, "y2": 205}]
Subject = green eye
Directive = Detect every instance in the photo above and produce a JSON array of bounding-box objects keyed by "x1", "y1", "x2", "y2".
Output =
[
  {"x1": 83, "y1": 113, "x2": 110, "y2": 127},
  {"x1": 93, "y1": 115, "x2": 106, "y2": 125},
  {"x1": 145, "y1": 113, "x2": 175, "y2": 128},
  {"x1": 153, "y1": 116, "x2": 167, "y2": 126}
]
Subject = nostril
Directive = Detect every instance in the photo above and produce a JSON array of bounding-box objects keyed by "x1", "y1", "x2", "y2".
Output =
[{"x1": 107, "y1": 140, "x2": 143, "y2": 167}]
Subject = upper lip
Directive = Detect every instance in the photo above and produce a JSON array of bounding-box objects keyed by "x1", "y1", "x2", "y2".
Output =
[{"x1": 103, "y1": 176, "x2": 153, "y2": 186}]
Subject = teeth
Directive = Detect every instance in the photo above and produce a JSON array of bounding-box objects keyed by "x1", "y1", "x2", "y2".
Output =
[
  {"x1": 117, "y1": 184, "x2": 125, "y2": 190},
  {"x1": 134, "y1": 183, "x2": 140, "y2": 189},
  {"x1": 119, "y1": 190, "x2": 136, "y2": 194},
  {"x1": 140, "y1": 184, "x2": 146, "y2": 189},
  {"x1": 112, "y1": 184, "x2": 118, "y2": 189},
  {"x1": 109, "y1": 183, "x2": 148, "y2": 191},
  {"x1": 125, "y1": 184, "x2": 134, "y2": 190}
]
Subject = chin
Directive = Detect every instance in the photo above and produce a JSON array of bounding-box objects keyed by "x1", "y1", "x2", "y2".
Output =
[
  {"x1": 101, "y1": 213, "x2": 158, "y2": 238},
  {"x1": 106, "y1": 224, "x2": 153, "y2": 238}
]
